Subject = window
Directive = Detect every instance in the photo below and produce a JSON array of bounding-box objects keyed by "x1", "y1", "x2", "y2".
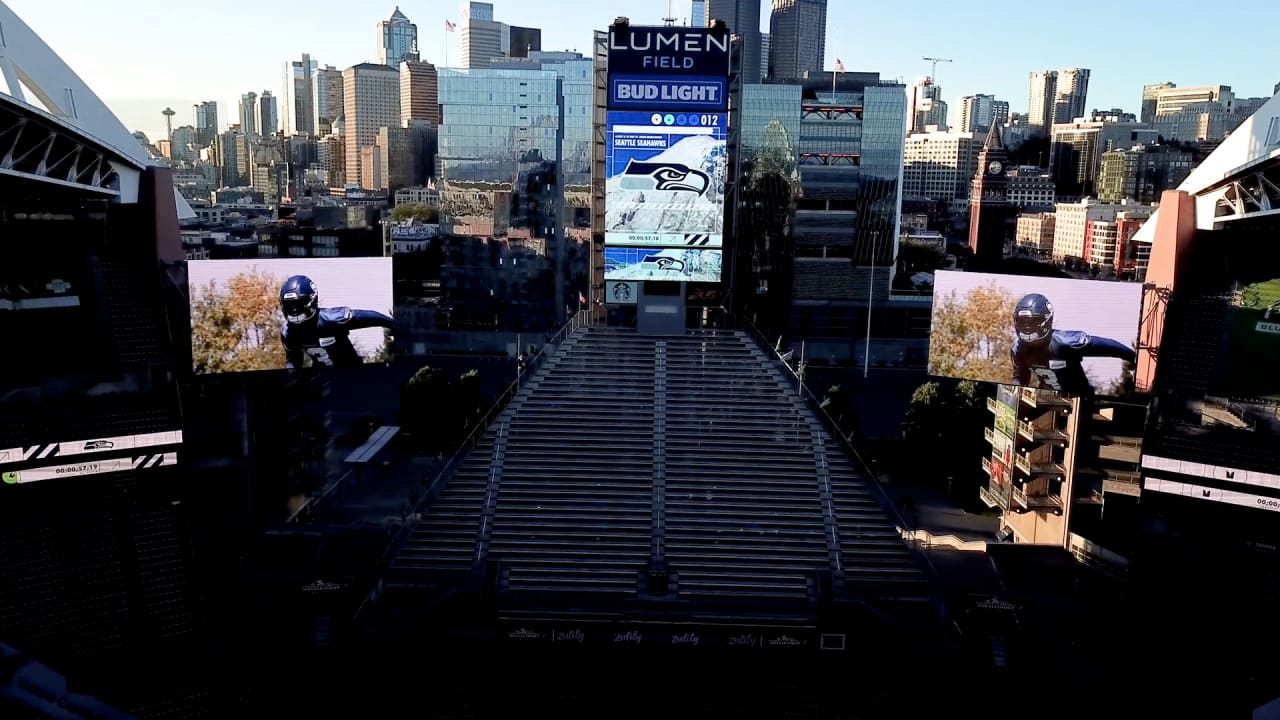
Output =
[{"x1": 1267, "y1": 117, "x2": 1280, "y2": 147}]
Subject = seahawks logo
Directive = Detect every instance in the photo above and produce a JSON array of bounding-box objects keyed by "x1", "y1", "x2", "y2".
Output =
[
  {"x1": 619, "y1": 161, "x2": 710, "y2": 194},
  {"x1": 642, "y1": 256, "x2": 685, "y2": 272}
]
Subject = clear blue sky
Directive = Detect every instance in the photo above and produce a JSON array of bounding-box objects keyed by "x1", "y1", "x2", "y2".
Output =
[{"x1": 6, "y1": 0, "x2": 1277, "y2": 141}]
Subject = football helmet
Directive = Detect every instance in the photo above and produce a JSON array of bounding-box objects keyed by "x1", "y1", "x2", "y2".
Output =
[
  {"x1": 280, "y1": 275, "x2": 319, "y2": 324},
  {"x1": 1013, "y1": 293, "x2": 1054, "y2": 343}
]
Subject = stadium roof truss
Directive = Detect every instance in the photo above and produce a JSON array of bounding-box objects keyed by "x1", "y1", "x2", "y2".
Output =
[
  {"x1": 0, "y1": 1, "x2": 194, "y2": 215},
  {"x1": 1211, "y1": 157, "x2": 1280, "y2": 224}
]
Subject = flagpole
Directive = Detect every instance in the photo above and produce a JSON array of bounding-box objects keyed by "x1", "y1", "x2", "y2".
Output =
[{"x1": 445, "y1": 22, "x2": 449, "y2": 67}]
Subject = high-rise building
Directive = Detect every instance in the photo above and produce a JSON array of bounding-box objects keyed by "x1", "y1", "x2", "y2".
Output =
[
  {"x1": 377, "y1": 7, "x2": 418, "y2": 66},
  {"x1": 343, "y1": 63, "x2": 401, "y2": 187},
  {"x1": 400, "y1": 60, "x2": 440, "y2": 128},
  {"x1": 1141, "y1": 81, "x2": 1175, "y2": 123},
  {"x1": 460, "y1": 1, "x2": 501, "y2": 69},
  {"x1": 708, "y1": 0, "x2": 762, "y2": 84},
  {"x1": 283, "y1": 54, "x2": 317, "y2": 136},
  {"x1": 1049, "y1": 118, "x2": 1158, "y2": 199},
  {"x1": 902, "y1": 129, "x2": 983, "y2": 208},
  {"x1": 239, "y1": 91, "x2": 258, "y2": 138},
  {"x1": 312, "y1": 65, "x2": 344, "y2": 135},
  {"x1": 1028, "y1": 68, "x2": 1090, "y2": 134},
  {"x1": 1027, "y1": 71, "x2": 1055, "y2": 134},
  {"x1": 690, "y1": 0, "x2": 706, "y2": 25},
  {"x1": 193, "y1": 100, "x2": 218, "y2": 146},
  {"x1": 767, "y1": 0, "x2": 826, "y2": 82},
  {"x1": 907, "y1": 77, "x2": 947, "y2": 133},
  {"x1": 507, "y1": 26, "x2": 541, "y2": 58},
  {"x1": 257, "y1": 91, "x2": 279, "y2": 136},
  {"x1": 759, "y1": 33, "x2": 770, "y2": 79},
  {"x1": 436, "y1": 55, "x2": 591, "y2": 329},
  {"x1": 732, "y1": 74, "x2": 908, "y2": 353},
  {"x1": 1053, "y1": 68, "x2": 1090, "y2": 124},
  {"x1": 958, "y1": 94, "x2": 1009, "y2": 134},
  {"x1": 967, "y1": 122, "x2": 1014, "y2": 266}
]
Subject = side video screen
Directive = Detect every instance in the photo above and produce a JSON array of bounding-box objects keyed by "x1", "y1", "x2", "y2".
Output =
[
  {"x1": 928, "y1": 271, "x2": 1142, "y2": 397},
  {"x1": 189, "y1": 258, "x2": 393, "y2": 374}
]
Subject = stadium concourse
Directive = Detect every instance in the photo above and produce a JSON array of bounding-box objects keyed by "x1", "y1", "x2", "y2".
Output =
[{"x1": 340, "y1": 326, "x2": 966, "y2": 715}]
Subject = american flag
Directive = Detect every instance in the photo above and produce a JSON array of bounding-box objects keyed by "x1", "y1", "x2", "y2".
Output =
[
  {"x1": 835, "y1": 58, "x2": 846, "y2": 73},
  {"x1": 445, "y1": 20, "x2": 457, "y2": 32}
]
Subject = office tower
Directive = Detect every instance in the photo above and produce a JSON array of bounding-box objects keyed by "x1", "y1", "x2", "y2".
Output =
[
  {"x1": 257, "y1": 91, "x2": 279, "y2": 136},
  {"x1": 1027, "y1": 71, "x2": 1056, "y2": 134},
  {"x1": 239, "y1": 91, "x2": 258, "y2": 138},
  {"x1": 908, "y1": 77, "x2": 947, "y2": 132},
  {"x1": 460, "y1": 1, "x2": 501, "y2": 69},
  {"x1": 507, "y1": 26, "x2": 541, "y2": 58},
  {"x1": 959, "y1": 94, "x2": 1009, "y2": 133},
  {"x1": 1053, "y1": 68, "x2": 1090, "y2": 124},
  {"x1": 343, "y1": 63, "x2": 400, "y2": 186},
  {"x1": 708, "y1": 0, "x2": 762, "y2": 84},
  {"x1": 437, "y1": 55, "x2": 591, "y2": 328},
  {"x1": 400, "y1": 60, "x2": 440, "y2": 128},
  {"x1": 283, "y1": 54, "x2": 318, "y2": 136},
  {"x1": 733, "y1": 73, "x2": 906, "y2": 351},
  {"x1": 760, "y1": 33, "x2": 769, "y2": 79},
  {"x1": 378, "y1": 7, "x2": 419, "y2": 66},
  {"x1": 313, "y1": 65, "x2": 344, "y2": 135},
  {"x1": 690, "y1": 0, "x2": 706, "y2": 25},
  {"x1": 767, "y1": 0, "x2": 826, "y2": 81},
  {"x1": 193, "y1": 100, "x2": 218, "y2": 146},
  {"x1": 1141, "y1": 82, "x2": 1175, "y2": 123},
  {"x1": 1029, "y1": 68, "x2": 1091, "y2": 134}
]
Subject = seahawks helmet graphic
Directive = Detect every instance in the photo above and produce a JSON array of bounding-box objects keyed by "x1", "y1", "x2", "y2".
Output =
[{"x1": 618, "y1": 161, "x2": 711, "y2": 195}]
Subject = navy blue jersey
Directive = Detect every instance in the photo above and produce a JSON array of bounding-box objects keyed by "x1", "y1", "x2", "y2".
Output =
[
  {"x1": 281, "y1": 307, "x2": 393, "y2": 368},
  {"x1": 1011, "y1": 329, "x2": 1135, "y2": 396}
]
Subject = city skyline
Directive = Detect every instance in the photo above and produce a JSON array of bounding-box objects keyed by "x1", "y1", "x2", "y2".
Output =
[{"x1": 4, "y1": 0, "x2": 1277, "y2": 141}]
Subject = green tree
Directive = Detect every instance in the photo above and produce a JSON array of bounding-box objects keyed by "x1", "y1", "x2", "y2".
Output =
[
  {"x1": 929, "y1": 283, "x2": 1018, "y2": 383},
  {"x1": 400, "y1": 364, "x2": 447, "y2": 450},
  {"x1": 190, "y1": 270, "x2": 284, "y2": 373},
  {"x1": 389, "y1": 203, "x2": 439, "y2": 223},
  {"x1": 452, "y1": 369, "x2": 484, "y2": 441},
  {"x1": 900, "y1": 379, "x2": 995, "y2": 495}
]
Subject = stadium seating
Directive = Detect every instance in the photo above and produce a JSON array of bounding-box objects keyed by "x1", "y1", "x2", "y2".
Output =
[{"x1": 385, "y1": 326, "x2": 927, "y2": 616}]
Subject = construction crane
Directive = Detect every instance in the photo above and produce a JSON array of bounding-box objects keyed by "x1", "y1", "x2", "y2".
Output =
[{"x1": 922, "y1": 56, "x2": 953, "y2": 83}]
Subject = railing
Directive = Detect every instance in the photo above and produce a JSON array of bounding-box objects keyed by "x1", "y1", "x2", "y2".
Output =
[
  {"x1": 981, "y1": 456, "x2": 992, "y2": 474},
  {"x1": 354, "y1": 308, "x2": 593, "y2": 618},
  {"x1": 986, "y1": 397, "x2": 1000, "y2": 414},
  {"x1": 1015, "y1": 453, "x2": 1031, "y2": 475},
  {"x1": 984, "y1": 426, "x2": 995, "y2": 444}
]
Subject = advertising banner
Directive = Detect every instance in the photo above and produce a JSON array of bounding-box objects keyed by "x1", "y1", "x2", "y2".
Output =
[
  {"x1": 606, "y1": 280, "x2": 639, "y2": 305},
  {"x1": 607, "y1": 26, "x2": 731, "y2": 80},
  {"x1": 609, "y1": 76, "x2": 727, "y2": 112},
  {"x1": 989, "y1": 431, "x2": 1015, "y2": 509},
  {"x1": 605, "y1": 110, "x2": 727, "y2": 251},
  {"x1": 993, "y1": 401, "x2": 1017, "y2": 440},
  {"x1": 928, "y1": 271, "x2": 1142, "y2": 397}
]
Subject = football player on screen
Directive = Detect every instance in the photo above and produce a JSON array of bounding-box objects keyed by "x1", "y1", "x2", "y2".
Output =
[
  {"x1": 279, "y1": 275, "x2": 393, "y2": 368},
  {"x1": 1010, "y1": 293, "x2": 1136, "y2": 396}
]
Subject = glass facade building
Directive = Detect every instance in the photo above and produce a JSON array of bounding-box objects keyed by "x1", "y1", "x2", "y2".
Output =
[
  {"x1": 734, "y1": 76, "x2": 912, "y2": 357},
  {"x1": 436, "y1": 60, "x2": 592, "y2": 332}
]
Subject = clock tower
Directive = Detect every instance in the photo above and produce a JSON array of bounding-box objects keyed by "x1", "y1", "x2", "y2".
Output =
[{"x1": 967, "y1": 121, "x2": 1015, "y2": 268}]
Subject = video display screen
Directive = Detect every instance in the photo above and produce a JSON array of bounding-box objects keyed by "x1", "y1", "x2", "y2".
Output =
[
  {"x1": 605, "y1": 110, "x2": 727, "y2": 251},
  {"x1": 1215, "y1": 272, "x2": 1280, "y2": 402},
  {"x1": 188, "y1": 258, "x2": 393, "y2": 374},
  {"x1": 604, "y1": 247, "x2": 722, "y2": 283},
  {"x1": 928, "y1": 271, "x2": 1142, "y2": 397}
]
